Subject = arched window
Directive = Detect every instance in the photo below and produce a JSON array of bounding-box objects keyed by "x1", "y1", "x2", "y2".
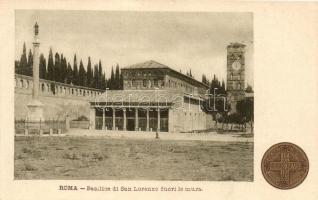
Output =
[
  {"x1": 231, "y1": 73, "x2": 233, "y2": 80},
  {"x1": 238, "y1": 83, "x2": 241, "y2": 90}
]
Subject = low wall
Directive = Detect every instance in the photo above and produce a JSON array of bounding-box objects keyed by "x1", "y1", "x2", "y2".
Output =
[{"x1": 15, "y1": 90, "x2": 90, "y2": 120}]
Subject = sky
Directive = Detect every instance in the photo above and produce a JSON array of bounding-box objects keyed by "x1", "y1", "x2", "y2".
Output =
[{"x1": 15, "y1": 10, "x2": 253, "y2": 86}]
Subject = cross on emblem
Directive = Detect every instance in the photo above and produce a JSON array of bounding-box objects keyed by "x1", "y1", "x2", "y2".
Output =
[{"x1": 266, "y1": 146, "x2": 303, "y2": 186}]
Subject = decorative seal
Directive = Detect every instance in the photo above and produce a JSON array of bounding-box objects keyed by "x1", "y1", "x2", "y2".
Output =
[{"x1": 261, "y1": 142, "x2": 309, "y2": 189}]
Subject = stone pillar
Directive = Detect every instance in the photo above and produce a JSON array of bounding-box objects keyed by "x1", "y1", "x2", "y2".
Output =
[
  {"x1": 123, "y1": 108, "x2": 127, "y2": 131},
  {"x1": 89, "y1": 107, "x2": 95, "y2": 130},
  {"x1": 27, "y1": 22, "x2": 44, "y2": 121},
  {"x1": 112, "y1": 108, "x2": 116, "y2": 130},
  {"x1": 102, "y1": 108, "x2": 105, "y2": 130},
  {"x1": 146, "y1": 109, "x2": 149, "y2": 131},
  {"x1": 157, "y1": 108, "x2": 160, "y2": 132},
  {"x1": 32, "y1": 23, "x2": 40, "y2": 99},
  {"x1": 135, "y1": 108, "x2": 139, "y2": 131}
]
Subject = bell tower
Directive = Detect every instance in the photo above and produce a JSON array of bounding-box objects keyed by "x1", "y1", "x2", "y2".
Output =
[{"x1": 226, "y1": 43, "x2": 246, "y2": 113}]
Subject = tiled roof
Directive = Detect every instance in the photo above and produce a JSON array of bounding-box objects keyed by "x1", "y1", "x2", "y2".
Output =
[
  {"x1": 122, "y1": 60, "x2": 209, "y2": 88},
  {"x1": 91, "y1": 89, "x2": 185, "y2": 103},
  {"x1": 122, "y1": 60, "x2": 169, "y2": 69}
]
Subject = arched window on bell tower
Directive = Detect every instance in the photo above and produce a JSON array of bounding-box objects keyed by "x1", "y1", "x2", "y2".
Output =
[
  {"x1": 237, "y1": 83, "x2": 241, "y2": 90},
  {"x1": 230, "y1": 73, "x2": 233, "y2": 80}
]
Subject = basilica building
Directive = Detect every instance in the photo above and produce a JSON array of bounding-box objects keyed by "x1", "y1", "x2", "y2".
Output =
[{"x1": 89, "y1": 60, "x2": 212, "y2": 133}]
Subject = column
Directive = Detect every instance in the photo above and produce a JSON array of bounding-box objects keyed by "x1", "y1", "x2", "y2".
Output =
[
  {"x1": 102, "y1": 108, "x2": 105, "y2": 130},
  {"x1": 157, "y1": 108, "x2": 160, "y2": 132},
  {"x1": 112, "y1": 108, "x2": 116, "y2": 130},
  {"x1": 123, "y1": 108, "x2": 127, "y2": 131},
  {"x1": 146, "y1": 109, "x2": 149, "y2": 131},
  {"x1": 32, "y1": 23, "x2": 40, "y2": 99},
  {"x1": 135, "y1": 108, "x2": 139, "y2": 131}
]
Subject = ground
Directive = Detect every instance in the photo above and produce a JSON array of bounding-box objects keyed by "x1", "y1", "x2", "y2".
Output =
[{"x1": 14, "y1": 136, "x2": 253, "y2": 181}]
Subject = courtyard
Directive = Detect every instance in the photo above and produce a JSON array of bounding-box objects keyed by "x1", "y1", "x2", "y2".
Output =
[{"x1": 14, "y1": 135, "x2": 253, "y2": 181}]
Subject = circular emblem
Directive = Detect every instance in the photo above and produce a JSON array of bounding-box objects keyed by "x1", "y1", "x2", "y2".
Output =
[
  {"x1": 232, "y1": 61, "x2": 241, "y2": 70},
  {"x1": 261, "y1": 142, "x2": 309, "y2": 189}
]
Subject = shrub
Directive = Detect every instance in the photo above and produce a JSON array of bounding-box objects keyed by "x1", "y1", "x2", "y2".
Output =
[{"x1": 72, "y1": 115, "x2": 89, "y2": 121}]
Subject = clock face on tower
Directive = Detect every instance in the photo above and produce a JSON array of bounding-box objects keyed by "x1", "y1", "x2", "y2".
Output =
[{"x1": 232, "y1": 60, "x2": 241, "y2": 71}]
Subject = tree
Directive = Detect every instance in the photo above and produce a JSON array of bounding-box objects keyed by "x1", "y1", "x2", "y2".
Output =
[
  {"x1": 39, "y1": 54, "x2": 47, "y2": 79},
  {"x1": 18, "y1": 42, "x2": 28, "y2": 75},
  {"x1": 109, "y1": 66, "x2": 115, "y2": 90},
  {"x1": 26, "y1": 49, "x2": 33, "y2": 76},
  {"x1": 72, "y1": 54, "x2": 79, "y2": 85},
  {"x1": 98, "y1": 60, "x2": 103, "y2": 89},
  {"x1": 15, "y1": 61, "x2": 20, "y2": 74},
  {"x1": 78, "y1": 59, "x2": 86, "y2": 86},
  {"x1": 93, "y1": 64, "x2": 99, "y2": 89},
  {"x1": 245, "y1": 84, "x2": 253, "y2": 93},
  {"x1": 101, "y1": 72, "x2": 106, "y2": 90},
  {"x1": 60, "y1": 54, "x2": 67, "y2": 83},
  {"x1": 66, "y1": 62, "x2": 73, "y2": 84},
  {"x1": 115, "y1": 64, "x2": 120, "y2": 90},
  {"x1": 54, "y1": 53, "x2": 61, "y2": 82},
  {"x1": 47, "y1": 48, "x2": 54, "y2": 81},
  {"x1": 86, "y1": 57, "x2": 92, "y2": 87},
  {"x1": 236, "y1": 98, "x2": 254, "y2": 133}
]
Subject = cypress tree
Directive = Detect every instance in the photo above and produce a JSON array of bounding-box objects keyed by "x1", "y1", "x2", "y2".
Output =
[
  {"x1": 39, "y1": 54, "x2": 47, "y2": 79},
  {"x1": 98, "y1": 60, "x2": 103, "y2": 89},
  {"x1": 27, "y1": 49, "x2": 33, "y2": 76},
  {"x1": 86, "y1": 57, "x2": 92, "y2": 87},
  {"x1": 221, "y1": 80, "x2": 226, "y2": 94},
  {"x1": 62, "y1": 57, "x2": 68, "y2": 83},
  {"x1": 79, "y1": 59, "x2": 86, "y2": 86},
  {"x1": 19, "y1": 42, "x2": 28, "y2": 75},
  {"x1": 47, "y1": 48, "x2": 54, "y2": 81},
  {"x1": 110, "y1": 66, "x2": 115, "y2": 90},
  {"x1": 93, "y1": 64, "x2": 99, "y2": 89},
  {"x1": 115, "y1": 64, "x2": 120, "y2": 90},
  {"x1": 66, "y1": 62, "x2": 73, "y2": 84},
  {"x1": 15, "y1": 61, "x2": 20, "y2": 74},
  {"x1": 59, "y1": 54, "x2": 65, "y2": 83},
  {"x1": 101, "y1": 72, "x2": 106, "y2": 90},
  {"x1": 73, "y1": 54, "x2": 78, "y2": 85},
  {"x1": 54, "y1": 53, "x2": 61, "y2": 82}
]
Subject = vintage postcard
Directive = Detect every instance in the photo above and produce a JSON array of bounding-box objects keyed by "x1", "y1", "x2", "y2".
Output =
[{"x1": 0, "y1": 1, "x2": 318, "y2": 200}]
